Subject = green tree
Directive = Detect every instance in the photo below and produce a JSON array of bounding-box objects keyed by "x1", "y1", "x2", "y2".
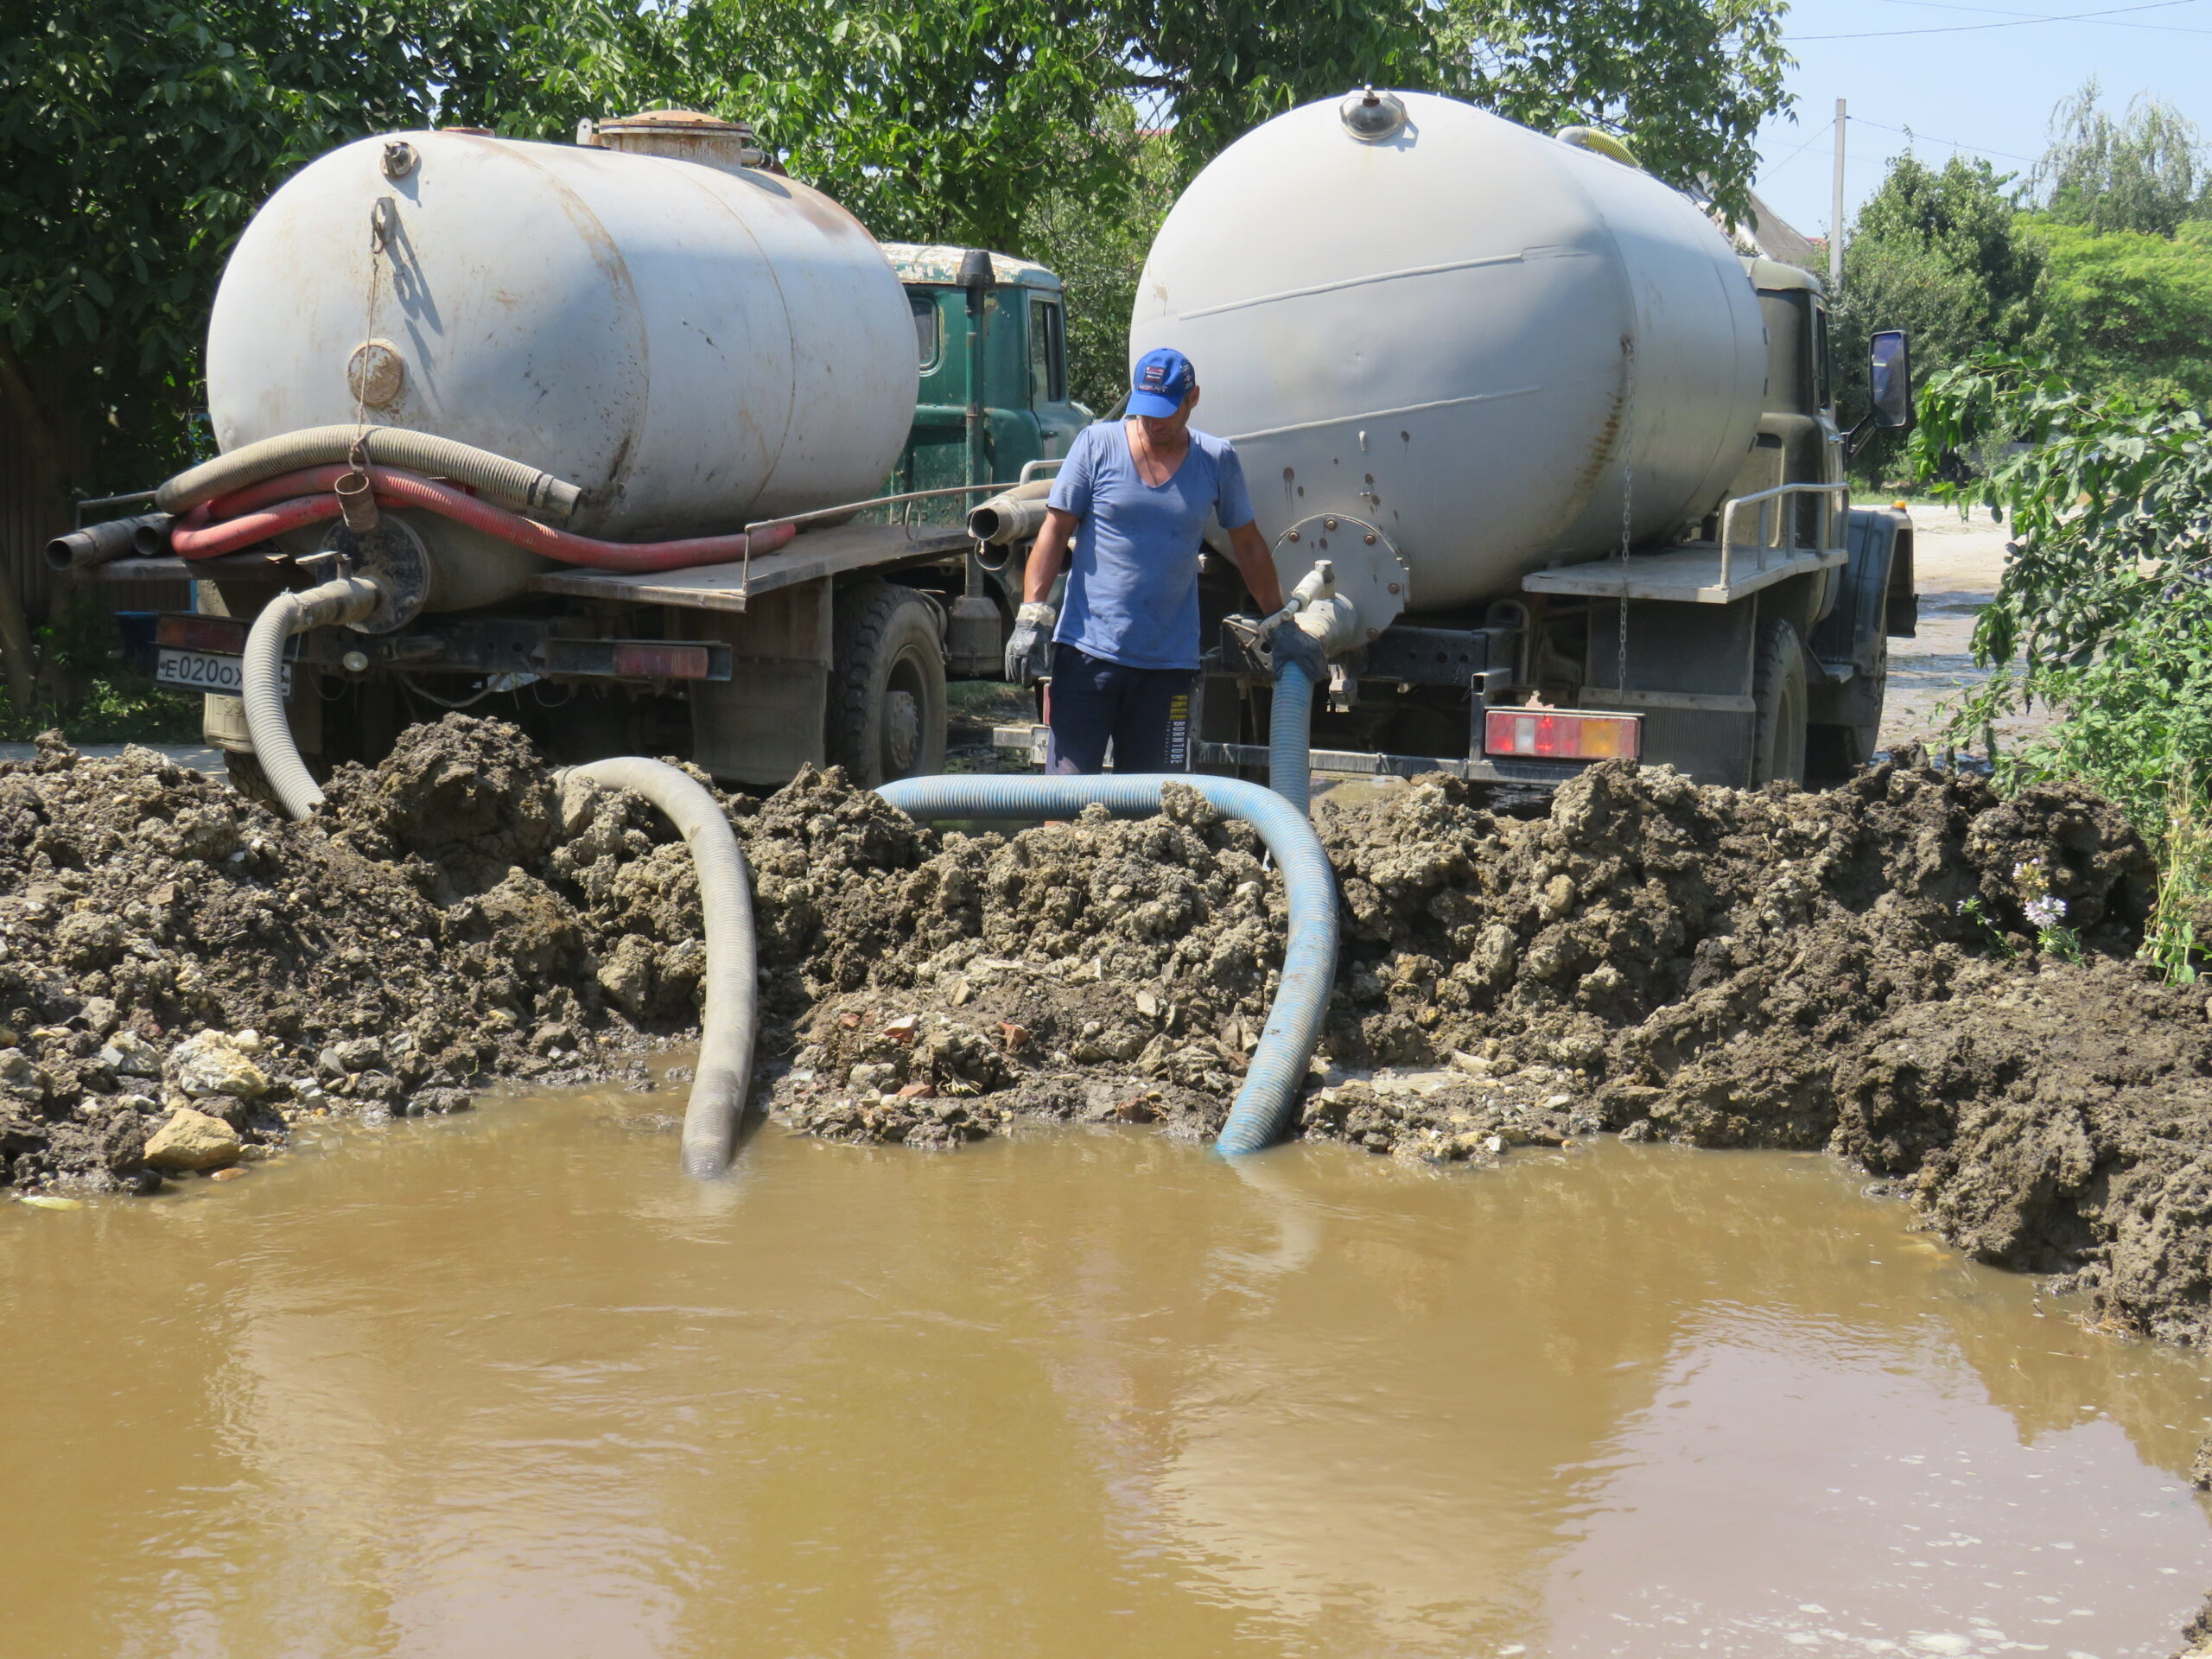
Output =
[
  {"x1": 2030, "y1": 218, "x2": 2212, "y2": 404},
  {"x1": 1910, "y1": 354, "x2": 2212, "y2": 975},
  {"x1": 1441, "y1": 0, "x2": 1790, "y2": 218},
  {"x1": 1020, "y1": 127, "x2": 1182, "y2": 415},
  {"x1": 6, "y1": 0, "x2": 1798, "y2": 505},
  {"x1": 2035, "y1": 78, "x2": 2205, "y2": 238},
  {"x1": 1832, "y1": 154, "x2": 2046, "y2": 475}
]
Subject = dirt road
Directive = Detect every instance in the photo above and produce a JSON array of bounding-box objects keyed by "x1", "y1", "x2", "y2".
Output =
[{"x1": 1878, "y1": 503, "x2": 2051, "y2": 757}]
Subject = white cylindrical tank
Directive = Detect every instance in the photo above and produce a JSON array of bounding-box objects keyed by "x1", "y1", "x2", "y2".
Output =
[
  {"x1": 207, "y1": 125, "x2": 918, "y2": 538},
  {"x1": 1131, "y1": 92, "x2": 1767, "y2": 614}
]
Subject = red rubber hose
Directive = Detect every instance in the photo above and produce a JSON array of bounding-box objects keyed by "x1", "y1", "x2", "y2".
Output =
[
  {"x1": 169, "y1": 495, "x2": 344, "y2": 556},
  {"x1": 168, "y1": 467, "x2": 798, "y2": 573}
]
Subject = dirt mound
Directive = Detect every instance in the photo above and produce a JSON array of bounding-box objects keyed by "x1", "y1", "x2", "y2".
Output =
[
  {"x1": 0, "y1": 721, "x2": 650, "y2": 1192},
  {"x1": 759, "y1": 756, "x2": 2212, "y2": 1352},
  {"x1": 7, "y1": 717, "x2": 2209, "y2": 1357}
]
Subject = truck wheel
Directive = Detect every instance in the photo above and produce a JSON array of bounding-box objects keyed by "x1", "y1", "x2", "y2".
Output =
[
  {"x1": 1807, "y1": 632, "x2": 1887, "y2": 784},
  {"x1": 1750, "y1": 619, "x2": 1808, "y2": 788},
  {"x1": 830, "y1": 582, "x2": 947, "y2": 787}
]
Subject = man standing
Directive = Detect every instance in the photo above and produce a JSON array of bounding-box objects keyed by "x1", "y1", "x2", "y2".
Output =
[{"x1": 1003, "y1": 348, "x2": 1319, "y2": 773}]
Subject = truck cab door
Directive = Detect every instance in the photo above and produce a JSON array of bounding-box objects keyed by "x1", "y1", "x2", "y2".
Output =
[{"x1": 1023, "y1": 291, "x2": 1088, "y2": 463}]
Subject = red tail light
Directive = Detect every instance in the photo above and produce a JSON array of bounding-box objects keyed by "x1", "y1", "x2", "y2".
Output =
[
  {"x1": 609, "y1": 643, "x2": 711, "y2": 679},
  {"x1": 1484, "y1": 708, "x2": 1642, "y2": 761}
]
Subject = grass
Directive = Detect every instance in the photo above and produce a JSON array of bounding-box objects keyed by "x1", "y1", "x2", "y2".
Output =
[
  {"x1": 0, "y1": 674, "x2": 203, "y2": 745},
  {"x1": 2148, "y1": 781, "x2": 2212, "y2": 984}
]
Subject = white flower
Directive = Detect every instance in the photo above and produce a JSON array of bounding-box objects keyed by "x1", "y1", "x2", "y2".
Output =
[{"x1": 2024, "y1": 894, "x2": 2067, "y2": 929}]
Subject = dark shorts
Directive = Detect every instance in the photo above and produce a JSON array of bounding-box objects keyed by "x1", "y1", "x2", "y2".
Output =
[{"x1": 1045, "y1": 644, "x2": 1195, "y2": 774}]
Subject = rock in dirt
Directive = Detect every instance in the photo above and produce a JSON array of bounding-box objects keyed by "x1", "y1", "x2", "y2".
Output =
[
  {"x1": 142, "y1": 1108, "x2": 241, "y2": 1172},
  {"x1": 166, "y1": 1031, "x2": 270, "y2": 1100}
]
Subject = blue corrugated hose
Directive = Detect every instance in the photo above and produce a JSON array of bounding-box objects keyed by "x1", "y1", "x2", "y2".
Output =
[
  {"x1": 874, "y1": 772, "x2": 1339, "y2": 1156},
  {"x1": 1268, "y1": 660, "x2": 1315, "y2": 814}
]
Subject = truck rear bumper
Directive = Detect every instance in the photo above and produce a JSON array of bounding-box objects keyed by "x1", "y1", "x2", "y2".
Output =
[{"x1": 989, "y1": 725, "x2": 1590, "y2": 788}]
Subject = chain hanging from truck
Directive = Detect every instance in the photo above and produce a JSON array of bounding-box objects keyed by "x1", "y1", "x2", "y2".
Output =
[{"x1": 1617, "y1": 334, "x2": 1636, "y2": 699}]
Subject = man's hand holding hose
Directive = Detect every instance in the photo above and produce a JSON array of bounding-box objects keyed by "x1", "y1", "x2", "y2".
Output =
[{"x1": 1268, "y1": 617, "x2": 1329, "y2": 687}]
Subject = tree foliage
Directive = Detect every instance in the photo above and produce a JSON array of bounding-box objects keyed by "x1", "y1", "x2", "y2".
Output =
[
  {"x1": 1910, "y1": 354, "x2": 2212, "y2": 972},
  {"x1": 0, "y1": 0, "x2": 526, "y2": 479},
  {"x1": 2031, "y1": 219, "x2": 2212, "y2": 404},
  {"x1": 3, "y1": 0, "x2": 1796, "y2": 499},
  {"x1": 1440, "y1": 0, "x2": 1789, "y2": 217},
  {"x1": 2035, "y1": 77, "x2": 2206, "y2": 239},
  {"x1": 1831, "y1": 154, "x2": 2046, "y2": 475}
]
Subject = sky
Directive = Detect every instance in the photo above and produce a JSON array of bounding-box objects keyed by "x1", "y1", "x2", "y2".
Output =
[{"x1": 1750, "y1": 0, "x2": 2212, "y2": 245}]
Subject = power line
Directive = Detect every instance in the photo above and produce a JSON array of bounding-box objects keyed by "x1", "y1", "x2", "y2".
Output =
[
  {"x1": 1867, "y1": 0, "x2": 2212, "y2": 31},
  {"x1": 1795, "y1": 0, "x2": 2209, "y2": 41},
  {"x1": 1845, "y1": 115, "x2": 2040, "y2": 164},
  {"x1": 1761, "y1": 116, "x2": 1837, "y2": 176}
]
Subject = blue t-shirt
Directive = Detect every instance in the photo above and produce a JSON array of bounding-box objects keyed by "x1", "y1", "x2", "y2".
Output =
[{"x1": 1046, "y1": 421, "x2": 1255, "y2": 672}]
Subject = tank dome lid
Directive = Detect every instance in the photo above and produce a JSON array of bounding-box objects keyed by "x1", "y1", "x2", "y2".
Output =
[
  {"x1": 590, "y1": 108, "x2": 766, "y2": 170},
  {"x1": 601, "y1": 108, "x2": 745, "y2": 131},
  {"x1": 1339, "y1": 87, "x2": 1408, "y2": 143}
]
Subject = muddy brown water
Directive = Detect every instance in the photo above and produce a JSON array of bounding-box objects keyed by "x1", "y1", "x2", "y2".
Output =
[{"x1": 5, "y1": 1079, "x2": 2210, "y2": 1658}]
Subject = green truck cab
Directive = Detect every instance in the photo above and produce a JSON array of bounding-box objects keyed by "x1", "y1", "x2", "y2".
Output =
[{"x1": 883, "y1": 245, "x2": 1092, "y2": 510}]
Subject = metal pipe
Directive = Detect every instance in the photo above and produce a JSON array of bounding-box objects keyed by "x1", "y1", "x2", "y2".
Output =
[
  {"x1": 242, "y1": 576, "x2": 382, "y2": 821},
  {"x1": 959, "y1": 249, "x2": 993, "y2": 499},
  {"x1": 158, "y1": 426, "x2": 582, "y2": 520},
  {"x1": 563, "y1": 759, "x2": 760, "y2": 1179},
  {"x1": 73, "y1": 488, "x2": 158, "y2": 525},
  {"x1": 967, "y1": 480, "x2": 1054, "y2": 545},
  {"x1": 45, "y1": 513, "x2": 168, "y2": 573},
  {"x1": 170, "y1": 466, "x2": 798, "y2": 572},
  {"x1": 874, "y1": 773, "x2": 1339, "y2": 1157},
  {"x1": 742, "y1": 481, "x2": 1007, "y2": 537}
]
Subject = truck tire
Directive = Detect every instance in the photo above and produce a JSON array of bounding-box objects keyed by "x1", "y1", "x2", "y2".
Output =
[
  {"x1": 1807, "y1": 631, "x2": 1887, "y2": 784},
  {"x1": 830, "y1": 582, "x2": 947, "y2": 788},
  {"x1": 1750, "y1": 618, "x2": 1808, "y2": 788}
]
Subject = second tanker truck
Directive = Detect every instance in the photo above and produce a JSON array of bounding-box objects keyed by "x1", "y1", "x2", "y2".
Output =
[{"x1": 993, "y1": 87, "x2": 1916, "y2": 791}]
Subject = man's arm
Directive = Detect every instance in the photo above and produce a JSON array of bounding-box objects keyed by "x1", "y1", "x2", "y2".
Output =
[
  {"x1": 1227, "y1": 520, "x2": 1286, "y2": 614},
  {"x1": 1023, "y1": 508, "x2": 1079, "y2": 604}
]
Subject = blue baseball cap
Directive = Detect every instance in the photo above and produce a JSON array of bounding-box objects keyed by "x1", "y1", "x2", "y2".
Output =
[{"x1": 1128, "y1": 347, "x2": 1196, "y2": 417}]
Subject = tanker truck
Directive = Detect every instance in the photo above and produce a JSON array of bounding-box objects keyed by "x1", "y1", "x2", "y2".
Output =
[
  {"x1": 990, "y1": 89, "x2": 1916, "y2": 791},
  {"x1": 64, "y1": 110, "x2": 1085, "y2": 793}
]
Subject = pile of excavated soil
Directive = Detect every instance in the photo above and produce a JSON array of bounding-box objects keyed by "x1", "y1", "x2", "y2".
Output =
[
  {"x1": 7, "y1": 717, "x2": 2212, "y2": 1366},
  {"x1": 0, "y1": 721, "x2": 664, "y2": 1190},
  {"x1": 760, "y1": 755, "x2": 2212, "y2": 1357}
]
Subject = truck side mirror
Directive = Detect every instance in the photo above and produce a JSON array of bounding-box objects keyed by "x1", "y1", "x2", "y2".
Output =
[{"x1": 1870, "y1": 330, "x2": 1912, "y2": 429}]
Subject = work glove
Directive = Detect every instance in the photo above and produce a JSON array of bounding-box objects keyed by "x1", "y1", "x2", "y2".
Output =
[
  {"x1": 1004, "y1": 601, "x2": 1057, "y2": 687},
  {"x1": 1268, "y1": 620, "x2": 1330, "y2": 689}
]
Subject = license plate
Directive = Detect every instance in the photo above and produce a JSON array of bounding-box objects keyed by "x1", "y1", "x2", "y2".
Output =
[{"x1": 154, "y1": 648, "x2": 293, "y2": 697}]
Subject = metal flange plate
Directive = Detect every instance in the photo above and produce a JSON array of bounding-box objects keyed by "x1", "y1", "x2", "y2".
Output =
[{"x1": 1269, "y1": 513, "x2": 1409, "y2": 645}]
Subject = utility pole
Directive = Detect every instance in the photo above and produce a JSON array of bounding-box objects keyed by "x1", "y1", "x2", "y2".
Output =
[{"x1": 1831, "y1": 98, "x2": 1847, "y2": 294}]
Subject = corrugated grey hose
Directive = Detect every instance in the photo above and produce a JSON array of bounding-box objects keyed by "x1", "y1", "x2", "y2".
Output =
[
  {"x1": 242, "y1": 576, "x2": 382, "y2": 823},
  {"x1": 158, "y1": 427, "x2": 582, "y2": 520},
  {"x1": 563, "y1": 760, "x2": 759, "y2": 1179},
  {"x1": 875, "y1": 774, "x2": 1338, "y2": 1155}
]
